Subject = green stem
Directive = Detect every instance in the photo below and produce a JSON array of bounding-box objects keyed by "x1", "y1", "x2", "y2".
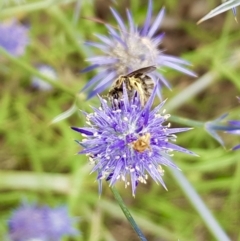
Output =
[
  {"x1": 47, "y1": 6, "x2": 88, "y2": 57},
  {"x1": 110, "y1": 186, "x2": 148, "y2": 241},
  {"x1": 0, "y1": 48, "x2": 76, "y2": 97},
  {"x1": 165, "y1": 70, "x2": 219, "y2": 112},
  {"x1": 169, "y1": 168, "x2": 231, "y2": 241},
  {"x1": 72, "y1": 0, "x2": 82, "y2": 25},
  {"x1": 165, "y1": 49, "x2": 240, "y2": 112},
  {"x1": 169, "y1": 115, "x2": 204, "y2": 127},
  {"x1": 0, "y1": 0, "x2": 77, "y2": 18},
  {"x1": 0, "y1": 171, "x2": 70, "y2": 194}
]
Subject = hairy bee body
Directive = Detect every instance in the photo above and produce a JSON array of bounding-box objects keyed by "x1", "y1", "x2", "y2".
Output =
[{"x1": 108, "y1": 66, "x2": 156, "y2": 106}]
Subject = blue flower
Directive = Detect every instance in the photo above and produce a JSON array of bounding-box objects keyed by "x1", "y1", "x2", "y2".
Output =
[
  {"x1": 205, "y1": 114, "x2": 230, "y2": 146},
  {"x1": 227, "y1": 120, "x2": 240, "y2": 150},
  {"x1": 8, "y1": 203, "x2": 79, "y2": 241},
  {"x1": 32, "y1": 65, "x2": 58, "y2": 91},
  {"x1": 205, "y1": 113, "x2": 240, "y2": 149},
  {"x1": 0, "y1": 19, "x2": 29, "y2": 57},
  {"x1": 72, "y1": 86, "x2": 196, "y2": 196},
  {"x1": 81, "y1": 0, "x2": 196, "y2": 99}
]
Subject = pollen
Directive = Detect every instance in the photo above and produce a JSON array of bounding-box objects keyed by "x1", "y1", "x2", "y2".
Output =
[{"x1": 132, "y1": 133, "x2": 152, "y2": 152}]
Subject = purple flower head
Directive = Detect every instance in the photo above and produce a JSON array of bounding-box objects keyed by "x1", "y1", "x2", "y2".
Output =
[
  {"x1": 72, "y1": 86, "x2": 196, "y2": 196},
  {"x1": 0, "y1": 19, "x2": 29, "y2": 57},
  {"x1": 81, "y1": 0, "x2": 196, "y2": 99},
  {"x1": 31, "y1": 65, "x2": 58, "y2": 91},
  {"x1": 8, "y1": 203, "x2": 79, "y2": 241}
]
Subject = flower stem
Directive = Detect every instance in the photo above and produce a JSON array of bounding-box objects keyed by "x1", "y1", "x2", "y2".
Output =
[
  {"x1": 169, "y1": 168, "x2": 231, "y2": 241},
  {"x1": 47, "y1": 5, "x2": 89, "y2": 57},
  {"x1": 110, "y1": 186, "x2": 148, "y2": 241},
  {"x1": 165, "y1": 49, "x2": 240, "y2": 112},
  {"x1": 170, "y1": 115, "x2": 204, "y2": 127},
  {"x1": 0, "y1": 171, "x2": 70, "y2": 194},
  {"x1": 165, "y1": 70, "x2": 219, "y2": 112},
  {"x1": 0, "y1": 0, "x2": 77, "y2": 18}
]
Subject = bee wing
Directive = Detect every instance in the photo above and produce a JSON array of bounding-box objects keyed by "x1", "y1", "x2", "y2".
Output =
[{"x1": 126, "y1": 66, "x2": 156, "y2": 77}]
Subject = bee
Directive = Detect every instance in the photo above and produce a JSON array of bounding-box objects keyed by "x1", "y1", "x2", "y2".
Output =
[{"x1": 108, "y1": 66, "x2": 156, "y2": 106}]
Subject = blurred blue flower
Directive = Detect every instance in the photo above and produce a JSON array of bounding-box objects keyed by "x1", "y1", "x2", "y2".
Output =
[
  {"x1": 205, "y1": 114, "x2": 229, "y2": 146},
  {"x1": 8, "y1": 203, "x2": 79, "y2": 241},
  {"x1": 32, "y1": 65, "x2": 57, "y2": 91},
  {"x1": 72, "y1": 86, "x2": 196, "y2": 196},
  {"x1": 227, "y1": 120, "x2": 240, "y2": 150},
  {"x1": 81, "y1": 0, "x2": 196, "y2": 99},
  {"x1": 0, "y1": 19, "x2": 29, "y2": 57},
  {"x1": 205, "y1": 113, "x2": 240, "y2": 149}
]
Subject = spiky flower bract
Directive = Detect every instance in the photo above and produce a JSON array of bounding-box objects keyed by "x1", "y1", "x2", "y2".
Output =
[
  {"x1": 205, "y1": 113, "x2": 230, "y2": 146},
  {"x1": 72, "y1": 86, "x2": 195, "y2": 196},
  {"x1": 222, "y1": 0, "x2": 238, "y2": 19},
  {"x1": 197, "y1": 0, "x2": 239, "y2": 24},
  {"x1": 32, "y1": 65, "x2": 57, "y2": 91},
  {"x1": 205, "y1": 112, "x2": 240, "y2": 149},
  {"x1": 8, "y1": 203, "x2": 78, "y2": 241},
  {"x1": 228, "y1": 96, "x2": 240, "y2": 150},
  {"x1": 0, "y1": 20, "x2": 29, "y2": 57},
  {"x1": 81, "y1": 0, "x2": 196, "y2": 99},
  {"x1": 227, "y1": 120, "x2": 240, "y2": 150}
]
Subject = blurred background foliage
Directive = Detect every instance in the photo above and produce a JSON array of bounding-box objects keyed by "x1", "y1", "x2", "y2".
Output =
[{"x1": 0, "y1": 0, "x2": 240, "y2": 240}]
